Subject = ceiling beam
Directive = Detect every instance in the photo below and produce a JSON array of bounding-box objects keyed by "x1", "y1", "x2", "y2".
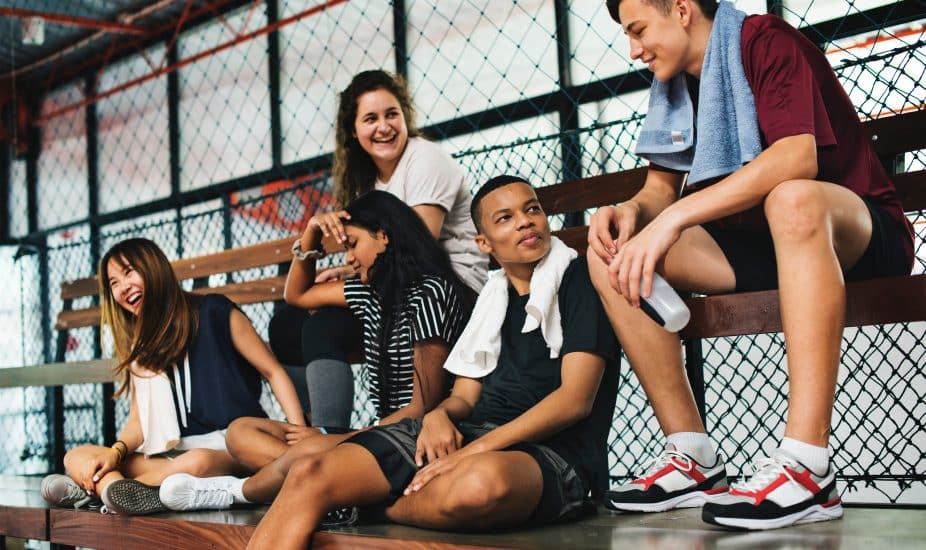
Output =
[{"x1": 0, "y1": 7, "x2": 146, "y2": 35}]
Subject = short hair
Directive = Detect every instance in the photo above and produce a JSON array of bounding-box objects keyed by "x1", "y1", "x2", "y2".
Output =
[
  {"x1": 470, "y1": 175, "x2": 532, "y2": 232},
  {"x1": 605, "y1": 0, "x2": 718, "y2": 23}
]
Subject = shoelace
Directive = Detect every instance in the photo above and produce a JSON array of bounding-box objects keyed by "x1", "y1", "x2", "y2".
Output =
[
  {"x1": 56, "y1": 481, "x2": 94, "y2": 509},
  {"x1": 635, "y1": 449, "x2": 694, "y2": 479},
  {"x1": 732, "y1": 454, "x2": 798, "y2": 492},
  {"x1": 189, "y1": 482, "x2": 234, "y2": 508}
]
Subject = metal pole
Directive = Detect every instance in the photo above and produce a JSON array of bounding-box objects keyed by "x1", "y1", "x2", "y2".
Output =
[
  {"x1": 553, "y1": 0, "x2": 584, "y2": 227},
  {"x1": 267, "y1": 0, "x2": 283, "y2": 170},
  {"x1": 167, "y1": 44, "x2": 184, "y2": 258},
  {"x1": 392, "y1": 0, "x2": 408, "y2": 79}
]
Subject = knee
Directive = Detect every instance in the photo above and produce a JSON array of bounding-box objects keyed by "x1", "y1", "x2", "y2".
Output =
[
  {"x1": 174, "y1": 449, "x2": 218, "y2": 477},
  {"x1": 439, "y1": 463, "x2": 511, "y2": 518},
  {"x1": 764, "y1": 180, "x2": 829, "y2": 242},
  {"x1": 63, "y1": 444, "x2": 94, "y2": 473},
  {"x1": 285, "y1": 455, "x2": 330, "y2": 495},
  {"x1": 225, "y1": 417, "x2": 259, "y2": 457}
]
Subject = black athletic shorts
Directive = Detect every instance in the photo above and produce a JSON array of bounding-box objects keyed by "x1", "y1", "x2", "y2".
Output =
[
  {"x1": 343, "y1": 418, "x2": 590, "y2": 524},
  {"x1": 702, "y1": 199, "x2": 911, "y2": 292}
]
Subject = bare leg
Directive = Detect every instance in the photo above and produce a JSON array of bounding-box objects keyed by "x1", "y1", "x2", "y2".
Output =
[
  {"x1": 226, "y1": 417, "x2": 322, "y2": 471},
  {"x1": 247, "y1": 443, "x2": 390, "y2": 550},
  {"x1": 131, "y1": 449, "x2": 248, "y2": 486},
  {"x1": 241, "y1": 432, "x2": 351, "y2": 503},
  {"x1": 764, "y1": 180, "x2": 871, "y2": 446},
  {"x1": 386, "y1": 451, "x2": 543, "y2": 530},
  {"x1": 587, "y1": 225, "x2": 735, "y2": 436}
]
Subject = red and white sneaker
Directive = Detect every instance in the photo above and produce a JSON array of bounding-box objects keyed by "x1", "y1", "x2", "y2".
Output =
[
  {"x1": 702, "y1": 451, "x2": 843, "y2": 530},
  {"x1": 606, "y1": 447, "x2": 729, "y2": 512}
]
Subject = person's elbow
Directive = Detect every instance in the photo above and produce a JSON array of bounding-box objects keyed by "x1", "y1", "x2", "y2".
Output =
[{"x1": 562, "y1": 393, "x2": 596, "y2": 424}]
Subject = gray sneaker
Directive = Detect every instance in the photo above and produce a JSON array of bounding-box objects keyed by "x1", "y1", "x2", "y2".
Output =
[
  {"x1": 101, "y1": 479, "x2": 168, "y2": 515},
  {"x1": 41, "y1": 474, "x2": 96, "y2": 508}
]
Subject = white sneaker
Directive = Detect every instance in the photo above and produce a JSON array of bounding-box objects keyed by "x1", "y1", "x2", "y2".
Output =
[
  {"x1": 607, "y1": 447, "x2": 729, "y2": 512},
  {"x1": 159, "y1": 473, "x2": 238, "y2": 511},
  {"x1": 41, "y1": 474, "x2": 96, "y2": 508},
  {"x1": 702, "y1": 450, "x2": 843, "y2": 530}
]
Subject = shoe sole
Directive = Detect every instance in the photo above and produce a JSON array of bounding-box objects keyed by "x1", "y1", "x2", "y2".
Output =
[
  {"x1": 102, "y1": 479, "x2": 168, "y2": 515},
  {"x1": 703, "y1": 502, "x2": 844, "y2": 530},
  {"x1": 607, "y1": 488, "x2": 728, "y2": 513}
]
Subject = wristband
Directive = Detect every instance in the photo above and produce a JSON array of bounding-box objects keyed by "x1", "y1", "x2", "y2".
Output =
[{"x1": 292, "y1": 239, "x2": 326, "y2": 261}]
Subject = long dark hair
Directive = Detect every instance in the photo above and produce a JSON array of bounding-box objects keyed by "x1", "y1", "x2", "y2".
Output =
[
  {"x1": 333, "y1": 70, "x2": 422, "y2": 208},
  {"x1": 98, "y1": 238, "x2": 198, "y2": 397},
  {"x1": 345, "y1": 190, "x2": 476, "y2": 318}
]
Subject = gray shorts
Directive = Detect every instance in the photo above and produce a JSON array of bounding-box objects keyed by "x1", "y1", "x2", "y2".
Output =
[{"x1": 343, "y1": 418, "x2": 590, "y2": 524}]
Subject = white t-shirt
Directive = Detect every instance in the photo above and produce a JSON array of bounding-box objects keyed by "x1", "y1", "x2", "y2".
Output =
[{"x1": 375, "y1": 137, "x2": 488, "y2": 291}]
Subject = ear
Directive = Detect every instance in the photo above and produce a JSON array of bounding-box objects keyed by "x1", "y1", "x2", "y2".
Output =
[
  {"x1": 377, "y1": 229, "x2": 389, "y2": 246},
  {"x1": 676, "y1": 0, "x2": 693, "y2": 25},
  {"x1": 474, "y1": 234, "x2": 493, "y2": 255}
]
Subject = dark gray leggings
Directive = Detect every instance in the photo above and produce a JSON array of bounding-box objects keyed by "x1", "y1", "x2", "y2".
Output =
[{"x1": 269, "y1": 305, "x2": 361, "y2": 429}]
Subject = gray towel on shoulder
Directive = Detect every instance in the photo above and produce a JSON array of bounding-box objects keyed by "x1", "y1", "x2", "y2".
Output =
[{"x1": 635, "y1": 1, "x2": 762, "y2": 186}]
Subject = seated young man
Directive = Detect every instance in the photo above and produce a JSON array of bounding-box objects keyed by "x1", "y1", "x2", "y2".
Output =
[
  {"x1": 588, "y1": 0, "x2": 913, "y2": 531},
  {"x1": 245, "y1": 175, "x2": 621, "y2": 549}
]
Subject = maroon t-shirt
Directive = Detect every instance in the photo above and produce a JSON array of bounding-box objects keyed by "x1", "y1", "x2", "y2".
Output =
[{"x1": 655, "y1": 14, "x2": 914, "y2": 266}]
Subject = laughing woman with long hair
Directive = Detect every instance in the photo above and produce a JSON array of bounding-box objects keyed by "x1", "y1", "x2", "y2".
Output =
[{"x1": 40, "y1": 238, "x2": 305, "y2": 515}]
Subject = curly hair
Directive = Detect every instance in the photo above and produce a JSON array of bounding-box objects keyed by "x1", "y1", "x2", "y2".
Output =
[{"x1": 332, "y1": 70, "x2": 423, "y2": 208}]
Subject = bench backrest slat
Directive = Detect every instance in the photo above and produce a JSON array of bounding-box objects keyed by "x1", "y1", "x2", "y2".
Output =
[{"x1": 56, "y1": 275, "x2": 289, "y2": 330}]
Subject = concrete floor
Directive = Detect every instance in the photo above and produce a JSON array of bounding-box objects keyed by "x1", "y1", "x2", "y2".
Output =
[{"x1": 323, "y1": 506, "x2": 926, "y2": 550}]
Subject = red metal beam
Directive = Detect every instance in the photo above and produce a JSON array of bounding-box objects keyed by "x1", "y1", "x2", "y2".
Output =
[
  {"x1": 37, "y1": 0, "x2": 350, "y2": 123},
  {"x1": 0, "y1": 7, "x2": 146, "y2": 35}
]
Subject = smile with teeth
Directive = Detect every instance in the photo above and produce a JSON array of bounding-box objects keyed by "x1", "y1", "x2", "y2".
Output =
[
  {"x1": 126, "y1": 292, "x2": 142, "y2": 306},
  {"x1": 372, "y1": 134, "x2": 397, "y2": 144}
]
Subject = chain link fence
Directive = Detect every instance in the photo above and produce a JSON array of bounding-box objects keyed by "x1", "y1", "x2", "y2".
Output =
[{"x1": 1, "y1": 0, "x2": 924, "y2": 505}]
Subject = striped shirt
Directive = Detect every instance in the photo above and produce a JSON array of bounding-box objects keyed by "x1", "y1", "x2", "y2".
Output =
[{"x1": 344, "y1": 275, "x2": 468, "y2": 417}]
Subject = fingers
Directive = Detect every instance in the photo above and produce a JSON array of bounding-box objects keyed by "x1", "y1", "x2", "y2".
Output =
[
  {"x1": 415, "y1": 446, "x2": 425, "y2": 468},
  {"x1": 588, "y1": 208, "x2": 617, "y2": 264},
  {"x1": 309, "y1": 211, "x2": 351, "y2": 244},
  {"x1": 404, "y1": 462, "x2": 441, "y2": 495}
]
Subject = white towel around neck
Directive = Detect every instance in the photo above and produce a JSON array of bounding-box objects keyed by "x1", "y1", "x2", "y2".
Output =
[
  {"x1": 444, "y1": 237, "x2": 577, "y2": 378},
  {"x1": 131, "y1": 356, "x2": 192, "y2": 457}
]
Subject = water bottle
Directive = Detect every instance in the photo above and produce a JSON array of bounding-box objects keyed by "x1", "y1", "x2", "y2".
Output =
[{"x1": 639, "y1": 273, "x2": 691, "y2": 332}]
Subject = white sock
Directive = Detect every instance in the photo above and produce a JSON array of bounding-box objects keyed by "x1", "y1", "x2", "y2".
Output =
[
  {"x1": 666, "y1": 432, "x2": 718, "y2": 467},
  {"x1": 229, "y1": 477, "x2": 250, "y2": 504},
  {"x1": 779, "y1": 437, "x2": 830, "y2": 476}
]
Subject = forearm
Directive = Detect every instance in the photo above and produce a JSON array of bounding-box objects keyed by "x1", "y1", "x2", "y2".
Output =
[
  {"x1": 267, "y1": 371, "x2": 307, "y2": 426},
  {"x1": 117, "y1": 407, "x2": 144, "y2": 452},
  {"x1": 463, "y1": 388, "x2": 590, "y2": 455},
  {"x1": 283, "y1": 230, "x2": 323, "y2": 304},
  {"x1": 627, "y1": 180, "x2": 680, "y2": 226},
  {"x1": 433, "y1": 395, "x2": 474, "y2": 423},
  {"x1": 378, "y1": 402, "x2": 425, "y2": 426}
]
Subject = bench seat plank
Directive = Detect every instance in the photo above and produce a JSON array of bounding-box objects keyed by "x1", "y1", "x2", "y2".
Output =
[
  {"x1": 681, "y1": 274, "x2": 926, "y2": 339},
  {"x1": 0, "y1": 359, "x2": 114, "y2": 388},
  {"x1": 0, "y1": 478, "x2": 48, "y2": 540}
]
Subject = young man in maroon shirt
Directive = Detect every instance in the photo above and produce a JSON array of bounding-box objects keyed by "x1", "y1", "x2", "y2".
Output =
[{"x1": 590, "y1": 0, "x2": 913, "y2": 530}]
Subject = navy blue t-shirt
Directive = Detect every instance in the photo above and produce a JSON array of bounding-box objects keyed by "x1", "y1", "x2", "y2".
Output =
[{"x1": 174, "y1": 293, "x2": 267, "y2": 436}]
